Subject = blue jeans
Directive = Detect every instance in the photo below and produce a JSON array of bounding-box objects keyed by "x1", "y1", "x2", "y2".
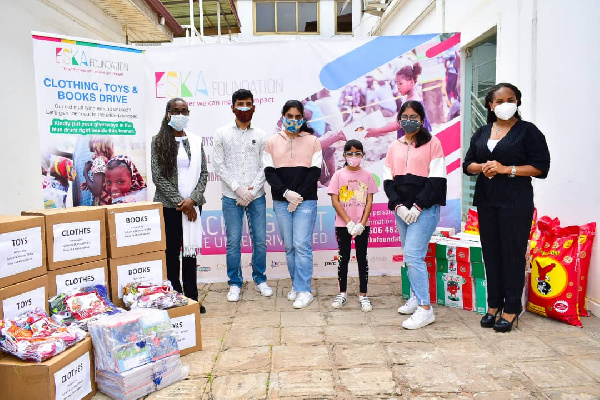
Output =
[
  {"x1": 222, "y1": 195, "x2": 267, "y2": 288},
  {"x1": 273, "y1": 200, "x2": 317, "y2": 292},
  {"x1": 395, "y1": 205, "x2": 440, "y2": 306}
]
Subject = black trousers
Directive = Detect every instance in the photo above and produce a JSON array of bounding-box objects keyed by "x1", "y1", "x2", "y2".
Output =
[
  {"x1": 335, "y1": 226, "x2": 370, "y2": 294},
  {"x1": 163, "y1": 207, "x2": 198, "y2": 301},
  {"x1": 478, "y1": 204, "x2": 533, "y2": 314}
]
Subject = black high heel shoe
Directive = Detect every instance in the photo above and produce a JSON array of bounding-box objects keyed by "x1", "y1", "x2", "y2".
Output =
[
  {"x1": 480, "y1": 308, "x2": 502, "y2": 328},
  {"x1": 493, "y1": 315, "x2": 518, "y2": 332}
]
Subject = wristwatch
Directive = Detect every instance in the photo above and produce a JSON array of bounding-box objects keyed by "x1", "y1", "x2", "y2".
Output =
[{"x1": 509, "y1": 166, "x2": 516, "y2": 178}]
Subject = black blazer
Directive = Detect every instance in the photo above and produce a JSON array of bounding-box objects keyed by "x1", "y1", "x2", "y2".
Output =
[{"x1": 463, "y1": 120, "x2": 550, "y2": 208}]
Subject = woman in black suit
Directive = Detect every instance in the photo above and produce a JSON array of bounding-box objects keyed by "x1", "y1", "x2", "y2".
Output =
[{"x1": 463, "y1": 83, "x2": 550, "y2": 332}]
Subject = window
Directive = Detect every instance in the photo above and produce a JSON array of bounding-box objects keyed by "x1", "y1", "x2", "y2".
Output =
[
  {"x1": 254, "y1": 1, "x2": 319, "y2": 34},
  {"x1": 336, "y1": 0, "x2": 352, "y2": 34},
  {"x1": 462, "y1": 34, "x2": 497, "y2": 220}
]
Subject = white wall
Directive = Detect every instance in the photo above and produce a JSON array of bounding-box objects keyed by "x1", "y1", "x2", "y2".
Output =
[
  {"x1": 0, "y1": 0, "x2": 125, "y2": 215},
  {"x1": 359, "y1": 0, "x2": 600, "y2": 314}
]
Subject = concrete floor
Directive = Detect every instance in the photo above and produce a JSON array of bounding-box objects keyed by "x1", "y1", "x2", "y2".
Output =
[{"x1": 92, "y1": 275, "x2": 600, "y2": 399}]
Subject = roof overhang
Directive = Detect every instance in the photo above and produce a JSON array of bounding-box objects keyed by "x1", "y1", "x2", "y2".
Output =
[{"x1": 161, "y1": 0, "x2": 242, "y2": 36}]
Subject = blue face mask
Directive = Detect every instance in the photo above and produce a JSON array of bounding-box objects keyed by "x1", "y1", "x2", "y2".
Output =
[{"x1": 281, "y1": 116, "x2": 305, "y2": 134}]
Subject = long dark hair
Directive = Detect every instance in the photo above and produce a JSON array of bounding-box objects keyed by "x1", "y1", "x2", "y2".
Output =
[
  {"x1": 281, "y1": 100, "x2": 314, "y2": 134},
  {"x1": 154, "y1": 98, "x2": 185, "y2": 177},
  {"x1": 397, "y1": 100, "x2": 431, "y2": 148},
  {"x1": 484, "y1": 82, "x2": 522, "y2": 123}
]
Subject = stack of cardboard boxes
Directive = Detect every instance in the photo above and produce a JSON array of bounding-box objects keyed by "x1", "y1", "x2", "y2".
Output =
[{"x1": 104, "y1": 201, "x2": 201, "y2": 355}]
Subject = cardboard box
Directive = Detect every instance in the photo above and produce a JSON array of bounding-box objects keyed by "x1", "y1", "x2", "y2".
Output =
[
  {"x1": 435, "y1": 238, "x2": 483, "y2": 263},
  {"x1": 167, "y1": 299, "x2": 203, "y2": 356},
  {"x1": 0, "y1": 275, "x2": 48, "y2": 320},
  {"x1": 109, "y1": 251, "x2": 167, "y2": 307},
  {"x1": 433, "y1": 227, "x2": 456, "y2": 237},
  {"x1": 104, "y1": 202, "x2": 166, "y2": 259},
  {"x1": 436, "y1": 272, "x2": 474, "y2": 311},
  {"x1": 22, "y1": 207, "x2": 106, "y2": 270},
  {"x1": 473, "y1": 278, "x2": 488, "y2": 315},
  {"x1": 401, "y1": 263, "x2": 436, "y2": 304},
  {"x1": 48, "y1": 259, "x2": 109, "y2": 298},
  {"x1": 436, "y1": 258, "x2": 472, "y2": 278},
  {"x1": 0, "y1": 215, "x2": 47, "y2": 289},
  {"x1": 0, "y1": 337, "x2": 95, "y2": 400}
]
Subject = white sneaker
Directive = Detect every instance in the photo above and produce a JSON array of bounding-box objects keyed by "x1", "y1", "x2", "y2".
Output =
[
  {"x1": 398, "y1": 295, "x2": 418, "y2": 314},
  {"x1": 255, "y1": 282, "x2": 273, "y2": 297},
  {"x1": 359, "y1": 296, "x2": 372, "y2": 312},
  {"x1": 402, "y1": 306, "x2": 435, "y2": 330},
  {"x1": 227, "y1": 285, "x2": 241, "y2": 302},
  {"x1": 287, "y1": 290, "x2": 297, "y2": 301},
  {"x1": 293, "y1": 292, "x2": 314, "y2": 309},
  {"x1": 331, "y1": 293, "x2": 347, "y2": 308}
]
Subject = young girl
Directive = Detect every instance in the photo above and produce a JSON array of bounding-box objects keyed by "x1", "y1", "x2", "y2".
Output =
[
  {"x1": 81, "y1": 136, "x2": 114, "y2": 205},
  {"x1": 327, "y1": 139, "x2": 378, "y2": 312},
  {"x1": 104, "y1": 155, "x2": 147, "y2": 204}
]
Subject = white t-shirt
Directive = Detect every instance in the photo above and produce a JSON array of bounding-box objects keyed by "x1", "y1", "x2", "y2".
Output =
[
  {"x1": 487, "y1": 139, "x2": 500, "y2": 152},
  {"x1": 176, "y1": 137, "x2": 190, "y2": 196}
]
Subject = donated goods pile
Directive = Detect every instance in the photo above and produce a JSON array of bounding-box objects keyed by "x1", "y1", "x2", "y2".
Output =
[{"x1": 0, "y1": 202, "x2": 201, "y2": 400}]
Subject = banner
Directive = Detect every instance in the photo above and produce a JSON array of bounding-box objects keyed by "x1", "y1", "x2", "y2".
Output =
[
  {"x1": 32, "y1": 33, "x2": 146, "y2": 208},
  {"x1": 143, "y1": 34, "x2": 462, "y2": 282}
]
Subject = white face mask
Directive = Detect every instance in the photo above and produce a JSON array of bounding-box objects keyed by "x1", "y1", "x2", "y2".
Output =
[
  {"x1": 493, "y1": 102, "x2": 518, "y2": 120},
  {"x1": 168, "y1": 114, "x2": 189, "y2": 131}
]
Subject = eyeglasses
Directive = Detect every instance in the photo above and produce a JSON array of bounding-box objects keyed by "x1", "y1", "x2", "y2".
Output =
[
  {"x1": 399, "y1": 115, "x2": 419, "y2": 121},
  {"x1": 169, "y1": 109, "x2": 190, "y2": 116},
  {"x1": 344, "y1": 151, "x2": 364, "y2": 157}
]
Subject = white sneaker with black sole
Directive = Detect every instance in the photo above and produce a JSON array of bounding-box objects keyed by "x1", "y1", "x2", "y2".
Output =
[
  {"x1": 398, "y1": 294, "x2": 418, "y2": 314},
  {"x1": 227, "y1": 285, "x2": 241, "y2": 302},
  {"x1": 402, "y1": 306, "x2": 435, "y2": 329},
  {"x1": 255, "y1": 282, "x2": 273, "y2": 297},
  {"x1": 331, "y1": 293, "x2": 347, "y2": 308}
]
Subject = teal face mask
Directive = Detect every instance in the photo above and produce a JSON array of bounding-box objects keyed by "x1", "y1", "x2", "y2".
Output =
[{"x1": 281, "y1": 116, "x2": 305, "y2": 134}]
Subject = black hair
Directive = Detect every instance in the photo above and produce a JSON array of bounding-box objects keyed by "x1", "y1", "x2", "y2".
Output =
[
  {"x1": 106, "y1": 158, "x2": 131, "y2": 173},
  {"x1": 232, "y1": 89, "x2": 254, "y2": 105},
  {"x1": 281, "y1": 100, "x2": 314, "y2": 134},
  {"x1": 396, "y1": 62, "x2": 423, "y2": 82},
  {"x1": 398, "y1": 100, "x2": 431, "y2": 148},
  {"x1": 484, "y1": 82, "x2": 522, "y2": 123},
  {"x1": 343, "y1": 139, "x2": 364, "y2": 167},
  {"x1": 154, "y1": 97, "x2": 186, "y2": 177}
]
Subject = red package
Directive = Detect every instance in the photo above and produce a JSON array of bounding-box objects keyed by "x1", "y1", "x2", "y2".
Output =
[
  {"x1": 64, "y1": 291, "x2": 109, "y2": 321},
  {"x1": 464, "y1": 208, "x2": 479, "y2": 235},
  {"x1": 527, "y1": 224, "x2": 582, "y2": 327},
  {"x1": 577, "y1": 222, "x2": 596, "y2": 317}
]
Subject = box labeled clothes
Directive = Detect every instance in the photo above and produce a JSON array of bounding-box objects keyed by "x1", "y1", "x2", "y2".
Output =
[
  {"x1": 436, "y1": 272, "x2": 474, "y2": 311},
  {"x1": 88, "y1": 308, "x2": 178, "y2": 373},
  {"x1": 48, "y1": 259, "x2": 108, "y2": 298}
]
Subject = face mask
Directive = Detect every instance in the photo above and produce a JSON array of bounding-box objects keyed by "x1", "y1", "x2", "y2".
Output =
[
  {"x1": 281, "y1": 116, "x2": 305, "y2": 134},
  {"x1": 401, "y1": 119, "x2": 420, "y2": 134},
  {"x1": 233, "y1": 106, "x2": 255, "y2": 123},
  {"x1": 346, "y1": 156, "x2": 362, "y2": 167},
  {"x1": 493, "y1": 102, "x2": 518, "y2": 120},
  {"x1": 168, "y1": 114, "x2": 189, "y2": 131}
]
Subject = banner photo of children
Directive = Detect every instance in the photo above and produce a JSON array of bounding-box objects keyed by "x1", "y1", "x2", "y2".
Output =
[
  {"x1": 142, "y1": 33, "x2": 462, "y2": 282},
  {"x1": 32, "y1": 33, "x2": 147, "y2": 208}
]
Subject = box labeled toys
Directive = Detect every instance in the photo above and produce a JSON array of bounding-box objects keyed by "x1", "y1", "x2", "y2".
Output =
[
  {"x1": 105, "y1": 202, "x2": 166, "y2": 259},
  {"x1": 22, "y1": 207, "x2": 106, "y2": 270},
  {"x1": 0, "y1": 215, "x2": 46, "y2": 289},
  {"x1": 109, "y1": 251, "x2": 167, "y2": 307},
  {"x1": 0, "y1": 337, "x2": 95, "y2": 400},
  {"x1": 0, "y1": 275, "x2": 48, "y2": 320},
  {"x1": 436, "y1": 272, "x2": 474, "y2": 311},
  {"x1": 48, "y1": 259, "x2": 109, "y2": 298},
  {"x1": 167, "y1": 299, "x2": 202, "y2": 355}
]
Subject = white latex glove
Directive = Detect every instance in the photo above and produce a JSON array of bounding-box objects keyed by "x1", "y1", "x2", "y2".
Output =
[
  {"x1": 284, "y1": 190, "x2": 303, "y2": 205},
  {"x1": 236, "y1": 198, "x2": 250, "y2": 207},
  {"x1": 235, "y1": 187, "x2": 254, "y2": 204},
  {"x1": 346, "y1": 221, "x2": 356, "y2": 235},
  {"x1": 396, "y1": 205, "x2": 410, "y2": 224},
  {"x1": 404, "y1": 206, "x2": 422, "y2": 224},
  {"x1": 351, "y1": 222, "x2": 365, "y2": 237},
  {"x1": 287, "y1": 202, "x2": 298, "y2": 213}
]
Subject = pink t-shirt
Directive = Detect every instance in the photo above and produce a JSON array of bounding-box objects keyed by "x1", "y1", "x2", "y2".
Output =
[{"x1": 327, "y1": 167, "x2": 379, "y2": 227}]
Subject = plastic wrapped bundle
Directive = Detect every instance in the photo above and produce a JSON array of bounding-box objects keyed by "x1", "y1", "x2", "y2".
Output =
[
  {"x1": 0, "y1": 308, "x2": 86, "y2": 362},
  {"x1": 88, "y1": 308, "x2": 179, "y2": 373},
  {"x1": 49, "y1": 284, "x2": 122, "y2": 330},
  {"x1": 122, "y1": 281, "x2": 188, "y2": 310},
  {"x1": 96, "y1": 354, "x2": 189, "y2": 400}
]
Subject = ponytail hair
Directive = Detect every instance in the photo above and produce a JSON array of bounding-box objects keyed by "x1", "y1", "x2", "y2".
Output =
[
  {"x1": 396, "y1": 62, "x2": 422, "y2": 82},
  {"x1": 281, "y1": 100, "x2": 314, "y2": 134},
  {"x1": 398, "y1": 100, "x2": 431, "y2": 148}
]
